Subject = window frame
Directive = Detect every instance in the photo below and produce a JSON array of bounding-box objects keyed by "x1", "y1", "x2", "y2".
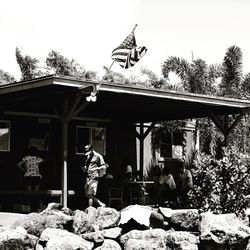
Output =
[
  {"x1": 76, "y1": 125, "x2": 106, "y2": 155},
  {"x1": 160, "y1": 131, "x2": 183, "y2": 159},
  {"x1": 0, "y1": 120, "x2": 11, "y2": 152}
]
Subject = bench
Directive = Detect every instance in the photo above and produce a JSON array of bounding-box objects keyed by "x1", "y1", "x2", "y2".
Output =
[{"x1": 0, "y1": 190, "x2": 75, "y2": 212}]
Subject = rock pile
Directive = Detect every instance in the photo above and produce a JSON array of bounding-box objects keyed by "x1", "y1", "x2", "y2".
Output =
[{"x1": 0, "y1": 203, "x2": 250, "y2": 249}]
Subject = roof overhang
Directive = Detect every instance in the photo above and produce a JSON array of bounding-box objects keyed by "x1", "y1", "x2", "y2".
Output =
[{"x1": 0, "y1": 75, "x2": 249, "y2": 122}]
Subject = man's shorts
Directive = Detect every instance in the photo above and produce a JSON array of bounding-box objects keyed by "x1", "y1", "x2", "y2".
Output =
[{"x1": 85, "y1": 179, "x2": 98, "y2": 196}]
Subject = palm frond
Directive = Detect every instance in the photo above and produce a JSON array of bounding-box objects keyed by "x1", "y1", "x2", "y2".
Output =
[
  {"x1": 242, "y1": 73, "x2": 250, "y2": 99},
  {"x1": 161, "y1": 56, "x2": 190, "y2": 81},
  {"x1": 220, "y1": 45, "x2": 243, "y2": 97}
]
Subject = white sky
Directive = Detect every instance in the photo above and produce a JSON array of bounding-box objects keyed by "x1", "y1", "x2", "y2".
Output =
[{"x1": 1, "y1": 0, "x2": 250, "y2": 81}]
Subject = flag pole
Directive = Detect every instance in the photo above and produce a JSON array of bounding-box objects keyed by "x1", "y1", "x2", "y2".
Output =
[
  {"x1": 98, "y1": 24, "x2": 138, "y2": 86},
  {"x1": 86, "y1": 24, "x2": 138, "y2": 102}
]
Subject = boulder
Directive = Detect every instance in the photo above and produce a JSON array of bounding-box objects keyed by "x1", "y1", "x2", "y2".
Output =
[
  {"x1": 120, "y1": 228, "x2": 166, "y2": 247},
  {"x1": 119, "y1": 205, "x2": 153, "y2": 233},
  {"x1": 158, "y1": 207, "x2": 173, "y2": 220},
  {"x1": 0, "y1": 226, "x2": 38, "y2": 250},
  {"x1": 40, "y1": 202, "x2": 63, "y2": 214},
  {"x1": 39, "y1": 203, "x2": 73, "y2": 231},
  {"x1": 101, "y1": 227, "x2": 122, "y2": 239},
  {"x1": 165, "y1": 231, "x2": 199, "y2": 250},
  {"x1": 40, "y1": 228, "x2": 93, "y2": 250},
  {"x1": 73, "y1": 209, "x2": 93, "y2": 234},
  {"x1": 199, "y1": 212, "x2": 250, "y2": 250},
  {"x1": 169, "y1": 209, "x2": 199, "y2": 231},
  {"x1": 94, "y1": 239, "x2": 122, "y2": 250},
  {"x1": 149, "y1": 211, "x2": 164, "y2": 229},
  {"x1": 82, "y1": 231, "x2": 104, "y2": 244},
  {"x1": 124, "y1": 238, "x2": 166, "y2": 250},
  {"x1": 95, "y1": 207, "x2": 120, "y2": 230},
  {"x1": 85, "y1": 206, "x2": 98, "y2": 222},
  {"x1": 11, "y1": 212, "x2": 45, "y2": 237},
  {"x1": 44, "y1": 213, "x2": 73, "y2": 231}
]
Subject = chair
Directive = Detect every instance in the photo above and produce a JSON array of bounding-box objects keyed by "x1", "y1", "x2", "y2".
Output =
[
  {"x1": 129, "y1": 186, "x2": 148, "y2": 205},
  {"x1": 108, "y1": 187, "x2": 124, "y2": 208}
]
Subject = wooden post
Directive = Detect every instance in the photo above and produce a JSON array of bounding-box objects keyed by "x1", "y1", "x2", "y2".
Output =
[
  {"x1": 139, "y1": 122, "x2": 144, "y2": 178},
  {"x1": 61, "y1": 98, "x2": 69, "y2": 207}
]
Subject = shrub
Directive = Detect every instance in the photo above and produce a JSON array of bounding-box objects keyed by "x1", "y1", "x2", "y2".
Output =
[{"x1": 189, "y1": 147, "x2": 250, "y2": 216}]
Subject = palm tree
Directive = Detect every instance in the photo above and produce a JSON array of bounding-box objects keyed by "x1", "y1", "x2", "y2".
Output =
[
  {"x1": 161, "y1": 56, "x2": 221, "y2": 95},
  {"x1": 159, "y1": 46, "x2": 250, "y2": 155},
  {"x1": 218, "y1": 46, "x2": 250, "y2": 153},
  {"x1": 160, "y1": 56, "x2": 222, "y2": 156}
]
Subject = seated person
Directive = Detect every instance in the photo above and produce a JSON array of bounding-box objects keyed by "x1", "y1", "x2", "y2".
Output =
[
  {"x1": 103, "y1": 163, "x2": 114, "y2": 179},
  {"x1": 174, "y1": 159, "x2": 193, "y2": 207},
  {"x1": 158, "y1": 166, "x2": 176, "y2": 207},
  {"x1": 123, "y1": 164, "x2": 133, "y2": 181},
  {"x1": 151, "y1": 165, "x2": 162, "y2": 206}
]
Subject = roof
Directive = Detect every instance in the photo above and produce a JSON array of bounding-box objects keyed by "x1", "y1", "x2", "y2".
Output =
[{"x1": 0, "y1": 75, "x2": 250, "y2": 122}]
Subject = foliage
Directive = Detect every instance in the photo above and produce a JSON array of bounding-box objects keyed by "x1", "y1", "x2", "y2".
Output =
[
  {"x1": 16, "y1": 47, "x2": 42, "y2": 81},
  {"x1": 46, "y1": 50, "x2": 86, "y2": 79},
  {"x1": 219, "y1": 45, "x2": 243, "y2": 98},
  {"x1": 197, "y1": 118, "x2": 224, "y2": 157},
  {"x1": 161, "y1": 56, "x2": 221, "y2": 94},
  {"x1": 102, "y1": 66, "x2": 127, "y2": 84},
  {"x1": 189, "y1": 147, "x2": 250, "y2": 216},
  {"x1": 0, "y1": 69, "x2": 15, "y2": 85},
  {"x1": 241, "y1": 73, "x2": 250, "y2": 100}
]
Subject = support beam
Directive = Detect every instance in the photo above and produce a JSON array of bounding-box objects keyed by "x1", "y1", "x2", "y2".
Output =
[
  {"x1": 207, "y1": 110, "x2": 227, "y2": 136},
  {"x1": 59, "y1": 92, "x2": 90, "y2": 207},
  {"x1": 208, "y1": 109, "x2": 245, "y2": 146},
  {"x1": 135, "y1": 122, "x2": 156, "y2": 178},
  {"x1": 61, "y1": 97, "x2": 69, "y2": 207},
  {"x1": 139, "y1": 123, "x2": 144, "y2": 178}
]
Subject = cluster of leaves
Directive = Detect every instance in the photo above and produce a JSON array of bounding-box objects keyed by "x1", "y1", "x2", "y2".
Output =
[
  {"x1": 161, "y1": 56, "x2": 221, "y2": 95},
  {"x1": 189, "y1": 147, "x2": 250, "y2": 216},
  {"x1": 0, "y1": 69, "x2": 15, "y2": 85},
  {"x1": 15, "y1": 48, "x2": 98, "y2": 82},
  {"x1": 16, "y1": 47, "x2": 42, "y2": 80}
]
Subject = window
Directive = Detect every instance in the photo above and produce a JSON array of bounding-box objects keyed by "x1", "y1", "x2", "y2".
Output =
[
  {"x1": 160, "y1": 131, "x2": 183, "y2": 159},
  {"x1": 0, "y1": 121, "x2": 10, "y2": 152},
  {"x1": 76, "y1": 126, "x2": 106, "y2": 155}
]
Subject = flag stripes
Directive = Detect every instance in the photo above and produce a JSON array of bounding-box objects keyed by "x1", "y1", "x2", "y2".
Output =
[{"x1": 111, "y1": 26, "x2": 147, "y2": 69}]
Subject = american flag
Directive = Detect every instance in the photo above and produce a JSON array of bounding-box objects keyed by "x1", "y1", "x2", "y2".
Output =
[{"x1": 111, "y1": 25, "x2": 147, "y2": 69}]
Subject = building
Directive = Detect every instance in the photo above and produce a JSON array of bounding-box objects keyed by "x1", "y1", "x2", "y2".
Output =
[{"x1": 0, "y1": 75, "x2": 249, "y2": 209}]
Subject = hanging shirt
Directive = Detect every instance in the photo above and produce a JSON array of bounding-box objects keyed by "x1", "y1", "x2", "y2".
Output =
[{"x1": 22, "y1": 155, "x2": 43, "y2": 178}]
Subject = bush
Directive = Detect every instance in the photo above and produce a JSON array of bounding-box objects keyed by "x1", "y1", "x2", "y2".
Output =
[{"x1": 189, "y1": 147, "x2": 250, "y2": 216}]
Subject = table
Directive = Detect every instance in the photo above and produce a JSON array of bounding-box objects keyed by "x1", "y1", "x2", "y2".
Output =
[{"x1": 124, "y1": 181, "x2": 154, "y2": 205}]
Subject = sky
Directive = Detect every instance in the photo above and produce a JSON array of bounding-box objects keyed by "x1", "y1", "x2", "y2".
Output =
[{"x1": 1, "y1": 0, "x2": 250, "y2": 81}]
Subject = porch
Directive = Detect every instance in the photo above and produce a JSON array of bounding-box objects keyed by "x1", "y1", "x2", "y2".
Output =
[{"x1": 0, "y1": 75, "x2": 249, "y2": 211}]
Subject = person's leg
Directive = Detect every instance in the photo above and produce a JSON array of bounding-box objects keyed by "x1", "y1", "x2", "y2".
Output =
[
  {"x1": 24, "y1": 177, "x2": 31, "y2": 190},
  {"x1": 89, "y1": 180, "x2": 105, "y2": 207}
]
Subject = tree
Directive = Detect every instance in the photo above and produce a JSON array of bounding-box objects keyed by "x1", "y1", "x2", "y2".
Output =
[
  {"x1": 161, "y1": 57, "x2": 221, "y2": 95},
  {"x1": 0, "y1": 69, "x2": 15, "y2": 85},
  {"x1": 218, "y1": 46, "x2": 250, "y2": 154},
  {"x1": 102, "y1": 66, "x2": 127, "y2": 84},
  {"x1": 16, "y1": 47, "x2": 42, "y2": 81},
  {"x1": 45, "y1": 50, "x2": 98, "y2": 81},
  {"x1": 160, "y1": 56, "x2": 223, "y2": 157},
  {"x1": 219, "y1": 45, "x2": 243, "y2": 98}
]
